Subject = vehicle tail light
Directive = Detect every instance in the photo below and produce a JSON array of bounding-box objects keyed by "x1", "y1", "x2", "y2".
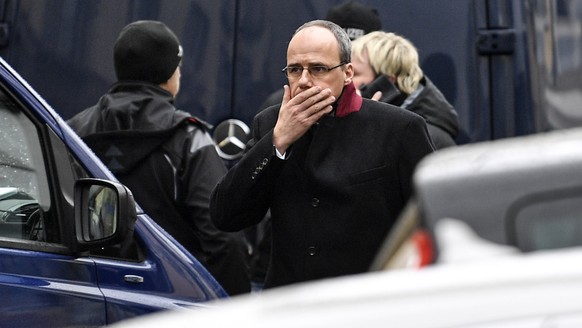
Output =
[
  {"x1": 380, "y1": 228, "x2": 435, "y2": 270},
  {"x1": 410, "y1": 228, "x2": 434, "y2": 268}
]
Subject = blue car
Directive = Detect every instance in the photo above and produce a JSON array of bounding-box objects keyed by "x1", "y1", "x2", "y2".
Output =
[{"x1": 0, "y1": 57, "x2": 227, "y2": 326}]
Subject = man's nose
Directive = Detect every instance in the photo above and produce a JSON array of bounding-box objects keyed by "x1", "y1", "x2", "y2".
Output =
[{"x1": 298, "y1": 69, "x2": 312, "y2": 85}]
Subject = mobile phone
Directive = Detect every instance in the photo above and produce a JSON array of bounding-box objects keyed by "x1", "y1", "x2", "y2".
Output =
[{"x1": 359, "y1": 75, "x2": 401, "y2": 103}]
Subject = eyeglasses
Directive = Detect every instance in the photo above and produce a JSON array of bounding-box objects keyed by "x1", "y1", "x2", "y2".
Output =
[{"x1": 281, "y1": 62, "x2": 347, "y2": 78}]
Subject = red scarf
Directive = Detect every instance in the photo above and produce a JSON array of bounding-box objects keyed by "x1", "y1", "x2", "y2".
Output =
[{"x1": 336, "y1": 82, "x2": 363, "y2": 118}]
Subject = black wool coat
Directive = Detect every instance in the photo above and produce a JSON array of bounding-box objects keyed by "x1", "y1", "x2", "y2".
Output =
[{"x1": 211, "y1": 88, "x2": 435, "y2": 289}]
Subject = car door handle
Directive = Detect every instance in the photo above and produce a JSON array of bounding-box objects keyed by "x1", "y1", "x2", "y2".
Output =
[{"x1": 124, "y1": 275, "x2": 144, "y2": 284}]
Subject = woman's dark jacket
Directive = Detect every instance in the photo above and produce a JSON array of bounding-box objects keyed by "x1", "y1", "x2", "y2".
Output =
[
  {"x1": 211, "y1": 83, "x2": 434, "y2": 289},
  {"x1": 397, "y1": 76, "x2": 460, "y2": 149},
  {"x1": 68, "y1": 82, "x2": 250, "y2": 295}
]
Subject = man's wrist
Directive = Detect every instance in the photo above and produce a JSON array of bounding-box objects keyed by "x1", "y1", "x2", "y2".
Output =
[{"x1": 274, "y1": 145, "x2": 287, "y2": 159}]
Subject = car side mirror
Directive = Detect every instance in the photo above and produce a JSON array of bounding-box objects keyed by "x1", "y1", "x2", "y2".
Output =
[{"x1": 74, "y1": 178, "x2": 137, "y2": 252}]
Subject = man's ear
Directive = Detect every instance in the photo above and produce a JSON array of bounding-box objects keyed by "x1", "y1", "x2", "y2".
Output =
[{"x1": 344, "y1": 63, "x2": 354, "y2": 86}]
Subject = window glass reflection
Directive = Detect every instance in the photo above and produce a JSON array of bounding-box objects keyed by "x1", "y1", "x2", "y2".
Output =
[{"x1": 87, "y1": 185, "x2": 117, "y2": 240}]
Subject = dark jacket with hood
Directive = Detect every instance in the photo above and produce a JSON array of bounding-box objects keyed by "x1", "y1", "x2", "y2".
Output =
[{"x1": 68, "y1": 81, "x2": 250, "y2": 295}]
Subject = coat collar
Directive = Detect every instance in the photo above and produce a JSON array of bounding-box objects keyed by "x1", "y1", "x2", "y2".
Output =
[{"x1": 335, "y1": 82, "x2": 363, "y2": 118}]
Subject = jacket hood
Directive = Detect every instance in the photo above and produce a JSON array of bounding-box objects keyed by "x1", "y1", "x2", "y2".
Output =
[
  {"x1": 92, "y1": 82, "x2": 190, "y2": 132},
  {"x1": 68, "y1": 81, "x2": 201, "y2": 174}
]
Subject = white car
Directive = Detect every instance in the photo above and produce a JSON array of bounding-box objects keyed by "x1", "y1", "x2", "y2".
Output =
[
  {"x1": 112, "y1": 236, "x2": 582, "y2": 327},
  {"x1": 374, "y1": 127, "x2": 582, "y2": 270},
  {"x1": 113, "y1": 128, "x2": 582, "y2": 327}
]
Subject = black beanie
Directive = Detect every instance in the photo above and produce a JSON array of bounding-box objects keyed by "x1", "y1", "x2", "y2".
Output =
[
  {"x1": 114, "y1": 20, "x2": 183, "y2": 84},
  {"x1": 326, "y1": 1, "x2": 382, "y2": 40}
]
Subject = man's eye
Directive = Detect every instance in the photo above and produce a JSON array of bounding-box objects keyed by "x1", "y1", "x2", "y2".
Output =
[
  {"x1": 288, "y1": 67, "x2": 303, "y2": 74},
  {"x1": 310, "y1": 66, "x2": 328, "y2": 74}
]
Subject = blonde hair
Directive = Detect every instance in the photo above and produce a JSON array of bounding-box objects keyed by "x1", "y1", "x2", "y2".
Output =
[{"x1": 351, "y1": 31, "x2": 423, "y2": 94}]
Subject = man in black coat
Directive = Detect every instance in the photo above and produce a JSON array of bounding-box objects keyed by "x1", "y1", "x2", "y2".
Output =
[{"x1": 210, "y1": 20, "x2": 434, "y2": 289}]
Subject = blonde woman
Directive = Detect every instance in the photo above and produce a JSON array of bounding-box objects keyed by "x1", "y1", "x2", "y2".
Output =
[{"x1": 352, "y1": 31, "x2": 459, "y2": 149}]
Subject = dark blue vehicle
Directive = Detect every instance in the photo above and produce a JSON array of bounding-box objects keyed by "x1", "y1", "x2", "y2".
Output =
[{"x1": 0, "y1": 57, "x2": 226, "y2": 327}]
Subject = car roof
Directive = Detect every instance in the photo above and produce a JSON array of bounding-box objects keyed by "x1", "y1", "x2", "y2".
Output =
[{"x1": 414, "y1": 127, "x2": 582, "y2": 247}]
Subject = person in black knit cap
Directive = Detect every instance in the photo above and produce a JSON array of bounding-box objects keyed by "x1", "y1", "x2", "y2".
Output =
[{"x1": 68, "y1": 20, "x2": 251, "y2": 296}]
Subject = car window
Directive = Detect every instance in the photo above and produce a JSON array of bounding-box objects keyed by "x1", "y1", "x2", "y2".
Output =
[
  {"x1": 0, "y1": 91, "x2": 52, "y2": 242},
  {"x1": 509, "y1": 187, "x2": 582, "y2": 252}
]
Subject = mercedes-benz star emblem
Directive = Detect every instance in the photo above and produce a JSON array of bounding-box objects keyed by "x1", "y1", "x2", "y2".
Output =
[{"x1": 212, "y1": 119, "x2": 251, "y2": 160}]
